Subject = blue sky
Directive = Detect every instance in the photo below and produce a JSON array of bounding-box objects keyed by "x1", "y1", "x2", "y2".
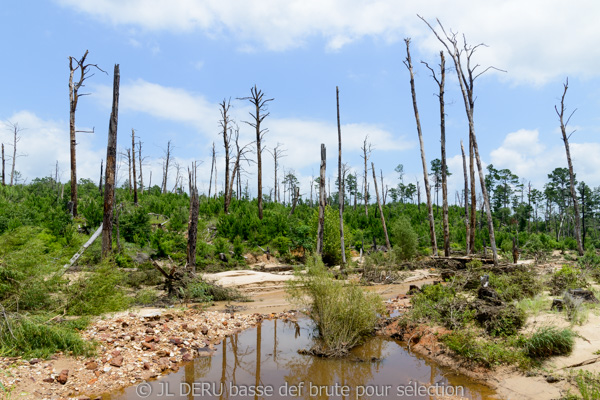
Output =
[{"x1": 1, "y1": 0, "x2": 600, "y2": 202}]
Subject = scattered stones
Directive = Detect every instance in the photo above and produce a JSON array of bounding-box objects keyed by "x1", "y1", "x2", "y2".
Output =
[
  {"x1": 110, "y1": 355, "x2": 123, "y2": 367},
  {"x1": 56, "y1": 369, "x2": 69, "y2": 385},
  {"x1": 85, "y1": 361, "x2": 98, "y2": 370}
]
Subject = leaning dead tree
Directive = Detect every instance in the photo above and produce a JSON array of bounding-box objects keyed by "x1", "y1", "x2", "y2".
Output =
[
  {"x1": 556, "y1": 78, "x2": 584, "y2": 256},
  {"x1": 372, "y1": 162, "x2": 391, "y2": 250},
  {"x1": 404, "y1": 38, "x2": 438, "y2": 256},
  {"x1": 423, "y1": 52, "x2": 450, "y2": 256},
  {"x1": 420, "y1": 15, "x2": 501, "y2": 265},
  {"x1": 360, "y1": 136, "x2": 371, "y2": 217},
  {"x1": 186, "y1": 162, "x2": 199, "y2": 272},
  {"x1": 336, "y1": 86, "x2": 347, "y2": 266},
  {"x1": 69, "y1": 50, "x2": 105, "y2": 216},
  {"x1": 240, "y1": 86, "x2": 273, "y2": 220},
  {"x1": 101, "y1": 64, "x2": 120, "y2": 259},
  {"x1": 316, "y1": 144, "x2": 326, "y2": 255},
  {"x1": 461, "y1": 140, "x2": 471, "y2": 255}
]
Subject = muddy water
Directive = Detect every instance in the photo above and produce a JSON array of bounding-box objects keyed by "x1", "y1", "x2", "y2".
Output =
[{"x1": 103, "y1": 318, "x2": 497, "y2": 400}]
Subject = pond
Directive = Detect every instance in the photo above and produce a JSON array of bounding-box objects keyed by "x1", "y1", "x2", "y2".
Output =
[{"x1": 102, "y1": 317, "x2": 498, "y2": 400}]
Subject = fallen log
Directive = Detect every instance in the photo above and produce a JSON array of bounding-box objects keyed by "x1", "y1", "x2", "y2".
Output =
[{"x1": 62, "y1": 223, "x2": 103, "y2": 272}]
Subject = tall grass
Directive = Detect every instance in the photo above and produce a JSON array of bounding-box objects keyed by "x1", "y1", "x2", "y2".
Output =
[{"x1": 287, "y1": 254, "x2": 383, "y2": 356}]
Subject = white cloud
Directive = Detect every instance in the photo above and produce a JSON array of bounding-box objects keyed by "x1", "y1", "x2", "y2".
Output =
[
  {"x1": 57, "y1": 0, "x2": 600, "y2": 84},
  {"x1": 0, "y1": 111, "x2": 104, "y2": 184}
]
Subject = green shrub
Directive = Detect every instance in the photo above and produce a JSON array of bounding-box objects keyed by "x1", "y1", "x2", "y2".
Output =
[
  {"x1": 65, "y1": 262, "x2": 131, "y2": 315},
  {"x1": 548, "y1": 265, "x2": 588, "y2": 296},
  {"x1": 233, "y1": 236, "x2": 245, "y2": 260},
  {"x1": 287, "y1": 254, "x2": 383, "y2": 356},
  {"x1": 390, "y1": 217, "x2": 418, "y2": 260},
  {"x1": 213, "y1": 237, "x2": 229, "y2": 255},
  {"x1": 120, "y1": 205, "x2": 151, "y2": 244},
  {"x1": 310, "y1": 206, "x2": 348, "y2": 266},
  {"x1": 570, "y1": 370, "x2": 600, "y2": 400},
  {"x1": 477, "y1": 305, "x2": 526, "y2": 337},
  {"x1": 0, "y1": 314, "x2": 94, "y2": 359},
  {"x1": 410, "y1": 284, "x2": 475, "y2": 330},
  {"x1": 134, "y1": 289, "x2": 159, "y2": 305},
  {"x1": 523, "y1": 327, "x2": 574, "y2": 358},
  {"x1": 488, "y1": 268, "x2": 543, "y2": 302},
  {"x1": 441, "y1": 330, "x2": 525, "y2": 368}
]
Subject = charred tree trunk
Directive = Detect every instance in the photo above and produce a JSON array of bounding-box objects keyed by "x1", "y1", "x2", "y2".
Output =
[
  {"x1": 99, "y1": 159, "x2": 103, "y2": 196},
  {"x1": 557, "y1": 79, "x2": 584, "y2": 256},
  {"x1": 131, "y1": 130, "x2": 138, "y2": 204},
  {"x1": 126, "y1": 148, "x2": 132, "y2": 193},
  {"x1": 220, "y1": 100, "x2": 231, "y2": 211},
  {"x1": 336, "y1": 87, "x2": 347, "y2": 266},
  {"x1": 1, "y1": 144, "x2": 5, "y2": 186},
  {"x1": 361, "y1": 137, "x2": 371, "y2": 217},
  {"x1": 461, "y1": 140, "x2": 471, "y2": 255},
  {"x1": 372, "y1": 162, "x2": 391, "y2": 250},
  {"x1": 316, "y1": 144, "x2": 326, "y2": 255},
  {"x1": 101, "y1": 64, "x2": 120, "y2": 259},
  {"x1": 404, "y1": 38, "x2": 438, "y2": 256}
]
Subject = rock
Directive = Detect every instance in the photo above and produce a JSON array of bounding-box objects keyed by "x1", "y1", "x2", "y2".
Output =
[
  {"x1": 43, "y1": 376, "x2": 55, "y2": 383},
  {"x1": 111, "y1": 350, "x2": 121, "y2": 357},
  {"x1": 142, "y1": 342, "x2": 155, "y2": 351},
  {"x1": 110, "y1": 356, "x2": 123, "y2": 367},
  {"x1": 169, "y1": 337, "x2": 183, "y2": 346},
  {"x1": 85, "y1": 361, "x2": 98, "y2": 370},
  {"x1": 143, "y1": 362, "x2": 152, "y2": 370},
  {"x1": 182, "y1": 353, "x2": 193, "y2": 362},
  {"x1": 200, "y1": 327, "x2": 209, "y2": 335},
  {"x1": 57, "y1": 369, "x2": 69, "y2": 385},
  {"x1": 156, "y1": 350, "x2": 169, "y2": 357},
  {"x1": 29, "y1": 358, "x2": 42, "y2": 365},
  {"x1": 546, "y1": 375, "x2": 560, "y2": 383}
]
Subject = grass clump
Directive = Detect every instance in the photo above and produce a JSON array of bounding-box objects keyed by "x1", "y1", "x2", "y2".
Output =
[
  {"x1": 288, "y1": 254, "x2": 383, "y2": 356},
  {"x1": 0, "y1": 313, "x2": 94, "y2": 359},
  {"x1": 548, "y1": 265, "x2": 588, "y2": 296},
  {"x1": 523, "y1": 326, "x2": 574, "y2": 358},
  {"x1": 567, "y1": 370, "x2": 600, "y2": 400},
  {"x1": 410, "y1": 284, "x2": 475, "y2": 330}
]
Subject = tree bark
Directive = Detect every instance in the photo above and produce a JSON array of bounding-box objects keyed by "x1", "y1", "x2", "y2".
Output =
[
  {"x1": 1, "y1": 144, "x2": 5, "y2": 186},
  {"x1": 336, "y1": 87, "x2": 347, "y2": 266},
  {"x1": 208, "y1": 142, "x2": 215, "y2": 199},
  {"x1": 404, "y1": 38, "x2": 438, "y2": 256},
  {"x1": 99, "y1": 159, "x2": 103, "y2": 196},
  {"x1": 131, "y1": 129, "x2": 138, "y2": 204},
  {"x1": 187, "y1": 165, "x2": 199, "y2": 273},
  {"x1": 557, "y1": 79, "x2": 584, "y2": 256},
  {"x1": 161, "y1": 141, "x2": 171, "y2": 194},
  {"x1": 361, "y1": 137, "x2": 370, "y2": 217},
  {"x1": 220, "y1": 100, "x2": 231, "y2": 211},
  {"x1": 138, "y1": 141, "x2": 144, "y2": 194},
  {"x1": 101, "y1": 64, "x2": 120, "y2": 259},
  {"x1": 372, "y1": 162, "x2": 391, "y2": 250},
  {"x1": 461, "y1": 140, "x2": 471, "y2": 255},
  {"x1": 316, "y1": 144, "x2": 326, "y2": 255}
]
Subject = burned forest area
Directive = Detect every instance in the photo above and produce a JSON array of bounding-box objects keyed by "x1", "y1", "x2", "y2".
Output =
[{"x1": 1, "y1": 13, "x2": 600, "y2": 400}]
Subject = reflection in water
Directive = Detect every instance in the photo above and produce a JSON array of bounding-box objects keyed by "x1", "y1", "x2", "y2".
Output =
[{"x1": 103, "y1": 318, "x2": 497, "y2": 400}]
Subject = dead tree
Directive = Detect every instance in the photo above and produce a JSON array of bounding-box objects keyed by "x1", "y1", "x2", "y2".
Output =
[
  {"x1": 461, "y1": 140, "x2": 471, "y2": 255},
  {"x1": 161, "y1": 140, "x2": 172, "y2": 194},
  {"x1": 267, "y1": 143, "x2": 286, "y2": 204},
  {"x1": 423, "y1": 51, "x2": 450, "y2": 256},
  {"x1": 171, "y1": 162, "x2": 184, "y2": 193},
  {"x1": 99, "y1": 159, "x2": 103, "y2": 196},
  {"x1": 240, "y1": 86, "x2": 273, "y2": 220},
  {"x1": 289, "y1": 187, "x2": 300, "y2": 216},
  {"x1": 360, "y1": 136, "x2": 371, "y2": 216},
  {"x1": 69, "y1": 50, "x2": 105, "y2": 216},
  {"x1": 316, "y1": 144, "x2": 326, "y2": 255},
  {"x1": 208, "y1": 142, "x2": 215, "y2": 199},
  {"x1": 126, "y1": 148, "x2": 132, "y2": 193},
  {"x1": 187, "y1": 162, "x2": 199, "y2": 272},
  {"x1": 404, "y1": 38, "x2": 438, "y2": 256},
  {"x1": 1, "y1": 144, "x2": 5, "y2": 186},
  {"x1": 336, "y1": 87, "x2": 347, "y2": 266},
  {"x1": 4, "y1": 122, "x2": 25, "y2": 187},
  {"x1": 101, "y1": 64, "x2": 120, "y2": 259},
  {"x1": 219, "y1": 99, "x2": 232, "y2": 209},
  {"x1": 225, "y1": 125, "x2": 252, "y2": 213},
  {"x1": 372, "y1": 162, "x2": 391, "y2": 250},
  {"x1": 556, "y1": 79, "x2": 584, "y2": 256},
  {"x1": 420, "y1": 16, "x2": 501, "y2": 265},
  {"x1": 137, "y1": 140, "x2": 145, "y2": 193},
  {"x1": 131, "y1": 129, "x2": 138, "y2": 204},
  {"x1": 380, "y1": 170, "x2": 387, "y2": 206}
]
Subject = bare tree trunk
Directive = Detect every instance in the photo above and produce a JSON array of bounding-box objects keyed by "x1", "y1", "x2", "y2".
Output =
[
  {"x1": 372, "y1": 162, "x2": 391, "y2": 250},
  {"x1": 289, "y1": 187, "x2": 299, "y2": 216},
  {"x1": 557, "y1": 79, "x2": 584, "y2": 256},
  {"x1": 361, "y1": 136, "x2": 371, "y2": 217},
  {"x1": 316, "y1": 144, "x2": 326, "y2": 255},
  {"x1": 220, "y1": 100, "x2": 231, "y2": 210},
  {"x1": 461, "y1": 140, "x2": 471, "y2": 255},
  {"x1": 1, "y1": 144, "x2": 5, "y2": 186},
  {"x1": 424, "y1": 52, "x2": 450, "y2": 257},
  {"x1": 208, "y1": 142, "x2": 215, "y2": 199},
  {"x1": 417, "y1": 180, "x2": 421, "y2": 211},
  {"x1": 161, "y1": 140, "x2": 172, "y2": 194},
  {"x1": 336, "y1": 87, "x2": 347, "y2": 266},
  {"x1": 404, "y1": 38, "x2": 438, "y2": 256},
  {"x1": 469, "y1": 133, "x2": 476, "y2": 253},
  {"x1": 99, "y1": 159, "x2": 103, "y2": 196},
  {"x1": 126, "y1": 148, "x2": 132, "y2": 193},
  {"x1": 240, "y1": 86, "x2": 273, "y2": 220},
  {"x1": 102, "y1": 64, "x2": 120, "y2": 259},
  {"x1": 131, "y1": 130, "x2": 138, "y2": 204},
  {"x1": 187, "y1": 163, "x2": 199, "y2": 272},
  {"x1": 138, "y1": 141, "x2": 144, "y2": 194}
]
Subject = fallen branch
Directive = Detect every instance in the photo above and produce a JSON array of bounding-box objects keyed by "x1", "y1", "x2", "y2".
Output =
[
  {"x1": 62, "y1": 223, "x2": 103, "y2": 272},
  {"x1": 560, "y1": 356, "x2": 600, "y2": 370}
]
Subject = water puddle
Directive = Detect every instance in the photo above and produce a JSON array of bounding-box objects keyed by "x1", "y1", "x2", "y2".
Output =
[{"x1": 102, "y1": 318, "x2": 497, "y2": 399}]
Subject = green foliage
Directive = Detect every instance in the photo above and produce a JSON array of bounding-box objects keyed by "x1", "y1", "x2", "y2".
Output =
[
  {"x1": 65, "y1": 262, "x2": 131, "y2": 315},
  {"x1": 569, "y1": 370, "x2": 600, "y2": 400},
  {"x1": 0, "y1": 314, "x2": 95, "y2": 359},
  {"x1": 232, "y1": 236, "x2": 245, "y2": 261},
  {"x1": 79, "y1": 196, "x2": 103, "y2": 228},
  {"x1": 119, "y1": 205, "x2": 151, "y2": 244},
  {"x1": 389, "y1": 216, "x2": 418, "y2": 260},
  {"x1": 287, "y1": 254, "x2": 383, "y2": 356},
  {"x1": 549, "y1": 265, "x2": 588, "y2": 295},
  {"x1": 478, "y1": 305, "x2": 526, "y2": 337},
  {"x1": 409, "y1": 284, "x2": 475, "y2": 330},
  {"x1": 523, "y1": 327, "x2": 574, "y2": 358},
  {"x1": 441, "y1": 330, "x2": 527, "y2": 368},
  {"x1": 488, "y1": 268, "x2": 543, "y2": 302},
  {"x1": 310, "y1": 206, "x2": 348, "y2": 265},
  {"x1": 213, "y1": 237, "x2": 229, "y2": 255}
]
